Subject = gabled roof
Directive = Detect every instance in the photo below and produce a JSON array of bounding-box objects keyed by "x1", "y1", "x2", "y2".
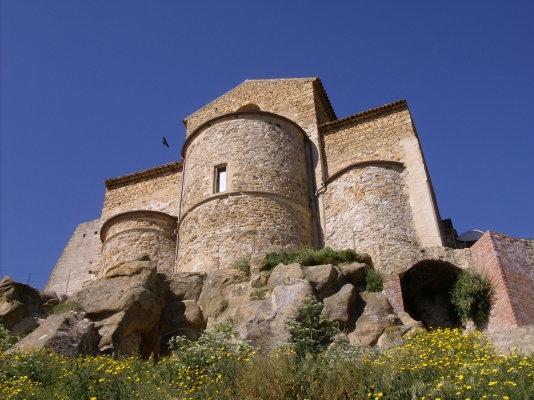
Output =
[
  {"x1": 105, "y1": 161, "x2": 182, "y2": 189},
  {"x1": 183, "y1": 77, "x2": 336, "y2": 124},
  {"x1": 319, "y1": 99, "x2": 408, "y2": 132}
]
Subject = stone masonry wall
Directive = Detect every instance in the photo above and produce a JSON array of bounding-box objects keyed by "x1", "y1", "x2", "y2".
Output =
[
  {"x1": 101, "y1": 211, "x2": 177, "y2": 275},
  {"x1": 323, "y1": 164, "x2": 418, "y2": 273},
  {"x1": 102, "y1": 164, "x2": 182, "y2": 219},
  {"x1": 321, "y1": 107, "x2": 444, "y2": 248},
  {"x1": 184, "y1": 78, "x2": 334, "y2": 135},
  {"x1": 177, "y1": 194, "x2": 312, "y2": 273},
  {"x1": 178, "y1": 113, "x2": 313, "y2": 272},
  {"x1": 45, "y1": 219, "x2": 102, "y2": 296},
  {"x1": 322, "y1": 108, "x2": 412, "y2": 174},
  {"x1": 181, "y1": 115, "x2": 310, "y2": 212},
  {"x1": 471, "y1": 232, "x2": 534, "y2": 331}
]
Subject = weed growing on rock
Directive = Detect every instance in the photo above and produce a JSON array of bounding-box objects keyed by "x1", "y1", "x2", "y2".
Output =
[
  {"x1": 286, "y1": 297, "x2": 339, "y2": 358},
  {"x1": 231, "y1": 258, "x2": 251, "y2": 276},
  {"x1": 365, "y1": 267, "x2": 384, "y2": 292}
]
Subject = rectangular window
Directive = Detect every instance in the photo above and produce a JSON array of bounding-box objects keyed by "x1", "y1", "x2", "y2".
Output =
[{"x1": 215, "y1": 165, "x2": 227, "y2": 193}]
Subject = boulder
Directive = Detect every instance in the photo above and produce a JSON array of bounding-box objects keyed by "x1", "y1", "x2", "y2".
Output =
[
  {"x1": 160, "y1": 300, "x2": 205, "y2": 342},
  {"x1": 267, "y1": 263, "x2": 304, "y2": 291},
  {"x1": 337, "y1": 262, "x2": 368, "y2": 290},
  {"x1": 250, "y1": 271, "x2": 270, "y2": 289},
  {"x1": 376, "y1": 325, "x2": 411, "y2": 349},
  {"x1": 72, "y1": 260, "x2": 164, "y2": 356},
  {"x1": 234, "y1": 279, "x2": 314, "y2": 351},
  {"x1": 321, "y1": 284, "x2": 357, "y2": 330},
  {"x1": 304, "y1": 264, "x2": 340, "y2": 299},
  {"x1": 0, "y1": 276, "x2": 56, "y2": 333},
  {"x1": 235, "y1": 298, "x2": 276, "y2": 349},
  {"x1": 348, "y1": 291, "x2": 400, "y2": 346},
  {"x1": 165, "y1": 272, "x2": 205, "y2": 301},
  {"x1": 198, "y1": 268, "x2": 249, "y2": 325},
  {"x1": 269, "y1": 279, "x2": 314, "y2": 347},
  {"x1": 11, "y1": 311, "x2": 99, "y2": 356}
]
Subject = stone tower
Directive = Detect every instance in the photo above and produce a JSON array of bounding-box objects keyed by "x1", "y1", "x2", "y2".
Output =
[{"x1": 176, "y1": 112, "x2": 314, "y2": 272}]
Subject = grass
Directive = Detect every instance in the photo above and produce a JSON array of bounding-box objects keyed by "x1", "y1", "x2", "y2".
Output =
[
  {"x1": 262, "y1": 247, "x2": 369, "y2": 271},
  {"x1": 51, "y1": 301, "x2": 82, "y2": 315}
]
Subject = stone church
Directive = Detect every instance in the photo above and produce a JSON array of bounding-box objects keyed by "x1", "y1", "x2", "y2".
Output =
[{"x1": 46, "y1": 78, "x2": 534, "y2": 332}]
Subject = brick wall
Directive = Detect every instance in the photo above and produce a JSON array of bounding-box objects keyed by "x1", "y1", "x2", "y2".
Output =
[{"x1": 471, "y1": 231, "x2": 534, "y2": 331}]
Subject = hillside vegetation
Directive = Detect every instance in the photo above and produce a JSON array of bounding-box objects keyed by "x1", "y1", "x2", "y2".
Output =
[{"x1": 1, "y1": 322, "x2": 533, "y2": 400}]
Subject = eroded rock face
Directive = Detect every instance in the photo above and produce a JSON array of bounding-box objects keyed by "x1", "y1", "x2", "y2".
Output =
[
  {"x1": 337, "y1": 262, "x2": 368, "y2": 290},
  {"x1": 321, "y1": 283, "x2": 357, "y2": 330},
  {"x1": 303, "y1": 264, "x2": 340, "y2": 299},
  {"x1": 0, "y1": 276, "x2": 59, "y2": 335},
  {"x1": 235, "y1": 279, "x2": 314, "y2": 351},
  {"x1": 72, "y1": 260, "x2": 164, "y2": 356},
  {"x1": 348, "y1": 291, "x2": 401, "y2": 346},
  {"x1": 165, "y1": 272, "x2": 205, "y2": 301},
  {"x1": 8, "y1": 259, "x2": 432, "y2": 355},
  {"x1": 267, "y1": 263, "x2": 304, "y2": 292},
  {"x1": 198, "y1": 268, "x2": 250, "y2": 325},
  {"x1": 11, "y1": 311, "x2": 99, "y2": 356},
  {"x1": 160, "y1": 300, "x2": 205, "y2": 342}
]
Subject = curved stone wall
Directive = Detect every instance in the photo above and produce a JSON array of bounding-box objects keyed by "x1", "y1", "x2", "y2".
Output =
[
  {"x1": 100, "y1": 211, "x2": 177, "y2": 275},
  {"x1": 323, "y1": 163, "x2": 418, "y2": 273},
  {"x1": 177, "y1": 112, "x2": 313, "y2": 272}
]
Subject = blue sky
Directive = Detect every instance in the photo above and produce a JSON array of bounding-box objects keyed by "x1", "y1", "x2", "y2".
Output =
[{"x1": 1, "y1": 0, "x2": 533, "y2": 289}]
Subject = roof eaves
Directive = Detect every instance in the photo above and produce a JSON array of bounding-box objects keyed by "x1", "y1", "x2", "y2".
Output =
[
  {"x1": 312, "y1": 78, "x2": 337, "y2": 121},
  {"x1": 319, "y1": 99, "x2": 408, "y2": 133},
  {"x1": 105, "y1": 161, "x2": 183, "y2": 189}
]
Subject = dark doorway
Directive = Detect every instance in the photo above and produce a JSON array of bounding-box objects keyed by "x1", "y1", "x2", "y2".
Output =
[{"x1": 400, "y1": 261, "x2": 461, "y2": 329}]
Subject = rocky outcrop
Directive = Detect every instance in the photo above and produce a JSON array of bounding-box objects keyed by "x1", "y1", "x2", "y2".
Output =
[
  {"x1": 165, "y1": 272, "x2": 205, "y2": 301},
  {"x1": 160, "y1": 299, "x2": 205, "y2": 342},
  {"x1": 348, "y1": 291, "x2": 401, "y2": 346},
  {"x1": 337, "y1": 262, "x2": 368, "y2": 290},
  {"x1": 11, "y1": 311, "x2": 99, "y2": 356},
  {"x1": 267, "y1": 263, "x2": 304, "y2": 292},
  {"x1": 303, "y1": 264, "x2": 340, "y2": 299},
  {"x1": 321, "y1": 283, "x2": 357, "y2": 330},
  {"x1": 72, "y1": 260, "x2": 165, "y2": 356},
  {"x1": 0, "y1": 276, "x2": 59, "y2": 335},
  {"x1": 197, "y1": 268, "x2": 249, "y2": 325},
  {"x1": 5, "y1": 259, "x2": 430, "y2": 355}
]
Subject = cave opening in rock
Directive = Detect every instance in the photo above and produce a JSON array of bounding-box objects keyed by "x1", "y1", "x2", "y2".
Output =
[{"x1": 400, "y1": 260, "x2": 461, "y2": 329}]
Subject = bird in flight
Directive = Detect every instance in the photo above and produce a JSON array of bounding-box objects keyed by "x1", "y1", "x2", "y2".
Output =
[{"x1": 162, "y1": 137, "x2": 170, "y2": 148}]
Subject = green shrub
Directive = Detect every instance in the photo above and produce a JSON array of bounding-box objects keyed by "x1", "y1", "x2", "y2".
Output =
[
  {"x1": 365, "y1": 268, "x2": 383, "y2": 292},
  {"x1": 231, "y1": 258, "x2": 251, "y2": 276},
  {"x1": 286, "y1": 297, "x2": 339, "y2": 359},
  {"x1": 51, "y1": 301, "x2": 82, "y2": 314},
  {"x1": 451, "y1": 269, "x2": 494, "y2": 328},
  {"x1": 263, "y1": 247, "x2": 367, "y2": 271},
  {"x1": 0, "y1": 324, "x2": 17, "y2": 352}
]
